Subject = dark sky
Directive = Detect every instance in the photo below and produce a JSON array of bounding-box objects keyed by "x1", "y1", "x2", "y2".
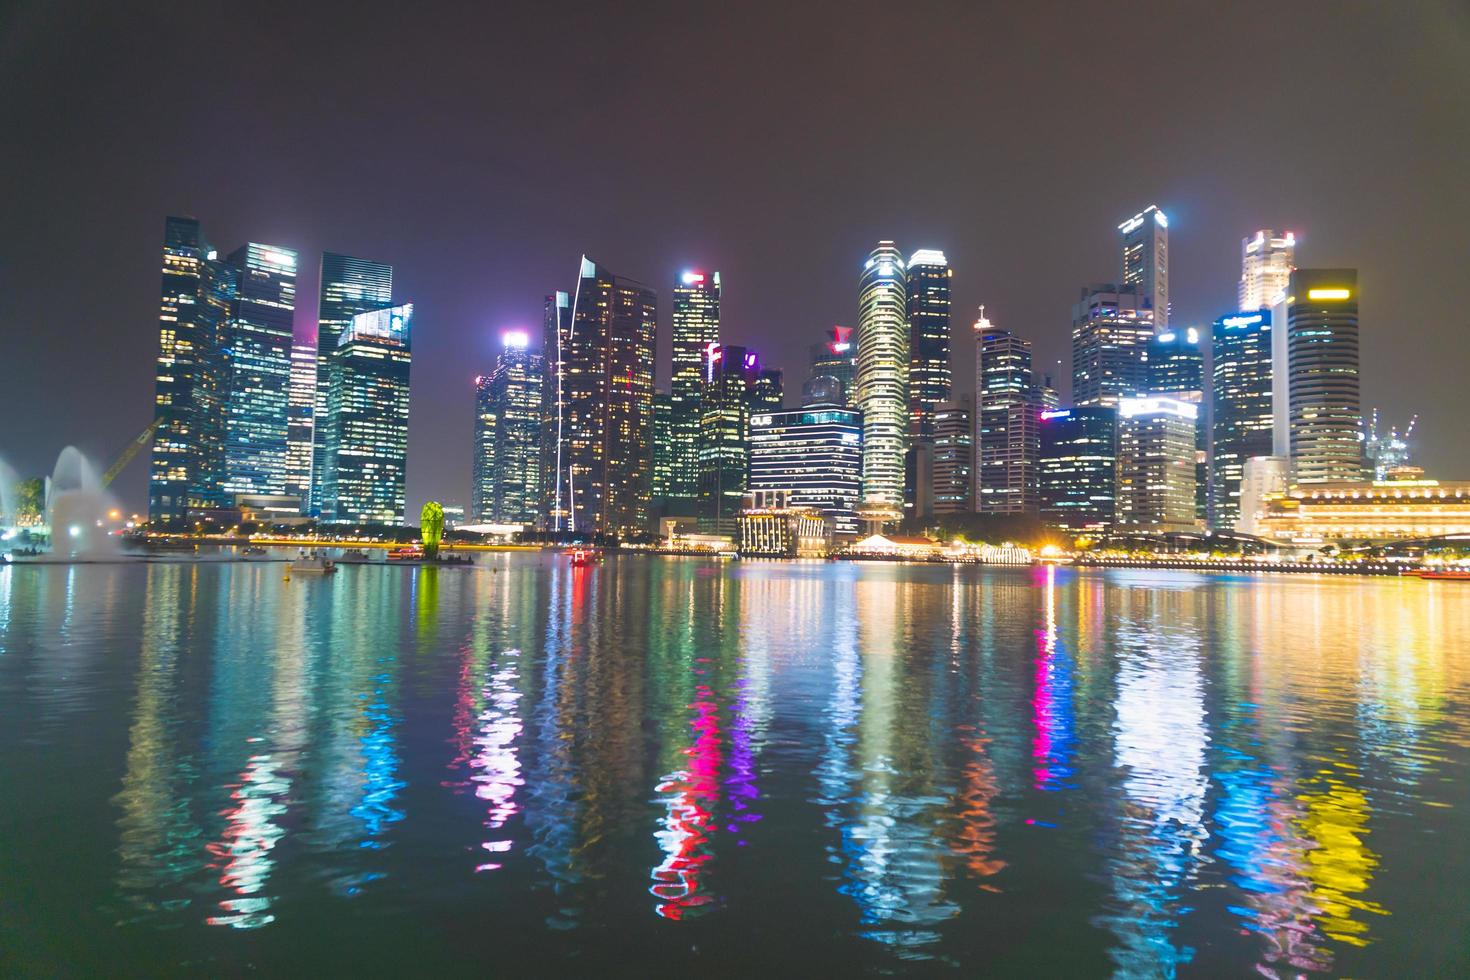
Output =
[{"x1": 4, "y1": 0, "x2": 1468, "y2": 515}]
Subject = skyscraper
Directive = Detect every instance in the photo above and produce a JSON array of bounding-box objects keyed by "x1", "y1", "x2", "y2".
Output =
[
  {"x1": 149, "y1": 216, "x2": 234, "y2": 524},
  {"x1": 319, "y1": 304, "x2": 413, "y2": 524},
  {"x1": 698, "y1": 344, "x2": 763, "y2": 534},
  {"x1": 669, "y1": 270, "x2": 720, "y2": 501},
  {"x1": 538, "y1": 291, "x2": 571, "y2": 527},
  {"x1": 1120, "y1": 204, "x2": 1169, "y2": 326},
  {"x1": 543, "y1": 258, "x2": 656, "y2": 538},
  {"x1": 931, "y1": 397, "x2": 973, "y2": 515},
  {"x1": 220, "y1": 242, "x2": 297, "y2": 498},
  {"x1": 1147, "y1": 327, "x2": 1207, "y2": 522},
  {"x1": 854, "y1": 242, "x2": 908, "y2": 514},
  {"x1": 312, "y1": 252, "x2": 392, "y2": 513},
  {"x1": 285, "y1": 343, "x2": 316, "y2": 507},
  {"x1": 1117, "y1": 396, "x2": 1198, "y2": 530},
  {"x1": 652, "y1": 391, "x2": 673, "y2": 500},
  {"x1": 1039, "y1": 407, "x2": 1117, "y2": 532},
  {"x1": 472, "y1": 331, "x2": 544, "y2": 525},
  {"x1": 1282, "y1": 269, "x2": 1363, "y2": 484},
  {"x1": 975, "y1": 316, "x2": 1040, "y2": 515},
  {"x1": 906, "y1": 249, "x2": 952, "y2": 438},
  {"x1": 1211, "y1": 310, "x2": 1275, "y2": 528},
  {"x1": 1070, "y1": 284, "x2": 1154, "y2": 408},
  {"x1": 749, "y1": 403, "x2": 863, "y2": 537},
  {"x1": 1239, "y1": 230, "x2": 1295, "y2": 311},
  {"x1": 808, "y1": 326, "x2": 857, "y2": 407}
]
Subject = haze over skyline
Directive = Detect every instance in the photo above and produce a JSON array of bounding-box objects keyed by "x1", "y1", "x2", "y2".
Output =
[{"x1": 4, "y1": 0, "x2": 1468, "y2": 515}]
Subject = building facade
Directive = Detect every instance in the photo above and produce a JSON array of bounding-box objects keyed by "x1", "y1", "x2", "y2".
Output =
[
  {"x1": 220, "y1": 242, "x2": 297, "y2": 498},
  {"x1": 669, "y1": 270, "x2": 720, "y2": 502},
  {"x1": 1116, "y1": 396, "x2": 1198, "y2": 530},
  {"x1": 1120, "y1": 205, "x2": 1169, "y2": 326},
  {"x1": 931, "y1": 397, "x2": 973, "y2": 515},
  {"x1": 1071, "y1": 285, "x2": 1155, "y2": 408},
  {"x1": 1283, "y1": 269, "x2": 1363, "y2": 484},
  {"x1": 749, "y1": 403, "x2": 863, "y2": 537},
  {"x1": 1147, "y1": 327, "x2": 1207, "y2": 521},
  {"x1": 312, "y1": 252, "x2": 392, "y2": 513},
  {"x1": 698, "y1": 344, "x2": 763, "y2": 534},
  {"x1": 854, "y1": 243, "x2": 908, "y2": 514},
  {"x1": 808, "y1": 325, "x2": 856, "y2": 407},
  {"x1": 975, "y1": 317, "x2": 1039, "y2": 515},
  {"x1": 285, "y1": 343, "x2": 316, "y2": 506},
  {"x1": 473, "y1": 333, "x2": 544, "y2": 525},
  {"x1": 652, "y1": 391, "x2": 673, "y2": 500},
  {"x1": 319, "y1": 304, "x2": 413, "y2": 524},
  {"x1": 1211, "y1": 310, "x2": 1275, "y2": 529},
  {"x1": 1039, "y1": 407, "x2": 1117, "y2": 533},
  {"x1": 1239, "y1": 230, "x2": 1295, "y2": 311},
  {"x1": 905, "y1": 249, "x2": 952, "y2": 439}
]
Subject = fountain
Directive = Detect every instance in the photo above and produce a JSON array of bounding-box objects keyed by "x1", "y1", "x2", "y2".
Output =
[{"x1": 44, "y1": 447, "x2": 120, "y2": 560}]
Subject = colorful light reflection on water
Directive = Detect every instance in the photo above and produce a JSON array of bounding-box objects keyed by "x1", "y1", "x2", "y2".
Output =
[{"x1": 3, "y1": 557, "x2": 1470, "y2": 975}]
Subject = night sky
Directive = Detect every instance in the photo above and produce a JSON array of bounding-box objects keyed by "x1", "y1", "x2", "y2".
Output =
[{"x1": 4, "y1": 0, "x2": 1468, "y2": 516}]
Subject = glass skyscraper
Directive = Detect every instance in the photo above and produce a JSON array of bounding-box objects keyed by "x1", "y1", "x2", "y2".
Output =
[
  {"x1": 542, "y1": 258, "x2": 656, "y2": 538},
  {"x1": 285, "y1": 342, "x2": 317, "y2": 506},
  {"x1": 931, "y1": 397, "x2": 973, "y2": 515},
  {"x1": 975, "y1": 317, "x2": 1040, "y2": 515},
  {"x1": 1070, "y1": 284, "x2": 1154, "y2": 408},
  {"x1": 669, "y1": 270, "x2": 720, "y2": 502},
  {"x1": 1120, "y1": 204, "x2": 1169, "y2": 327},
  {"x1": 905, "y1": 249, "x2": 952, "y2": 439},
  {"x1": 220, "y1": 242, "x2": 297, "y2": 498},
  {"x1": 319, "y1": 304, "x2": 413, "y2": 524},
  {"x1": 808, "y1": 326, "x2": 856, "y2": 407},
  {"x1": 749, "y1": 403, "x2": 863, "y2": 537},
  {"x1": 472, "y1": 332, "x2": 543, "y2": 524},
  {"x1": 1039, "y1": 407, "x2": 1117, "y2": 533},
  {"x1": 149, "y1": 216, "x2": 235, "y2": 523},
  {"x1": 1116, "y1": 396, "x2": 1198, "y2": 530},
  {"x1": 854, "y1": 242, "x2": 908, "y2": 514},
  {"x1": 1283, "y1": 269, "x2": 1363, "y2": 484},
  {"x1": 1210, "y1": 310, "x2": 1275, "y2": 528},
  {"x1": 1147, "y1": 327, "x2": 1207, "y2": 522},
  {"x1": 652, "y1": 392, "x2": 673, "y2": 500},
  {"x1": 312, "y1": 252, "x2": 393, "y2": 513},
  {"x1": 698, "y1": 344, "x2": 763, "y2": 534},
  {"x1": 1239, "y1": 230, "x2": 1295, "y2": 311}
]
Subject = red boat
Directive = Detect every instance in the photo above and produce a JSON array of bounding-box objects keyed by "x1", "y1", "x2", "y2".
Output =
[
  {"x1": 1409, "y1": 568, "x2": 1470, "y2": 581},
  {"x1": 569, "y1": 548, "x2": 600, "y2": 568}
]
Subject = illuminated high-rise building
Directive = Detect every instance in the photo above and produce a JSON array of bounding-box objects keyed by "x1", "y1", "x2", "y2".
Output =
[
  {"x1": 974, "y1": 314, "x2": 1039, "y2": 514},
  {"x1": 1210, "y1": 310, "x2": 1275, "y2": 528},
  {"x1": 319, "y1": 304, "x2": 412, "y2": 524},
  {"x1": 652, "y1": 391, "x2": 673, "y2": 500},
  {"x1": 1239, "y1": 230, "x2": 1295, "y2": 311},
  {"x1": 542, "y1": 258, "x2": 656, "y2": 538},
  {"x1": 1147, "y1": 327, "x2": 1207, "y2": 521},
  {"x1": 854, "y1": 242, "x2": 908, "y2": 513},
  {"x1": 1117, "y1": 396, "x2": 1198, "y2": 530},
  {"x1": 752, "y1": 369, "x2": 783, "y2": 416},
  {"x1": 1282, "y1": 269, "x2": 1363, "y2": 484},
  {"x1": 808, "y1": 326, "x2": 856, "y2": 407},
  {"x1": 698, "y1": 344, "x2": 763, "y2": 534},
  {"x1": 1070, "y1": 284, "x2": 1154, "y2": 408},
  {"x1": 285, "y1": 343, "x2": 316, "y2": 507},
  {"x1": 220, "y1": 242, "x2": 297, "y2": 497},
  {"x1": 472, "y1": 331, "x2": 543, "y2": 524},
  {"x1": 1119, "y1": 204, "x2": 1169, "y2": 326},
  {"x1": 749, "y1": 403, "x2": 863, "y2": 537},
  {"x1": 669, "y1": 270, "x2": 720, "y2": 501},
  {"x1": 312, "y1": 252, "x2": 392, "y2": 513},
  {"x1": 1039, "y1": 407, "x2": 1117, "y2": 532},
  {"x1": 931, "y1": 397, "x2": 973, "y2": 515},
  {"x1": 538, "y1": 291, "x2": 571, "y2": 527},
  {"x1": 149, "y1": 216, "x2": 235, "y2": 523},
  {"x1": 906, "y1": 249, "x2": 952, "y2": 438}
]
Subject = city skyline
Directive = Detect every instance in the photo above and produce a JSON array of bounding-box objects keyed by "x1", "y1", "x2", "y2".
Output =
[{"x1": 5, "y1": 2, "x2": 1468, "y2": 514}]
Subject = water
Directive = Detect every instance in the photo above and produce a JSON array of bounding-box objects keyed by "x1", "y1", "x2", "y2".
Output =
[{"x1": 2, "y1": 556, "x2": 1469, "y2": 977}]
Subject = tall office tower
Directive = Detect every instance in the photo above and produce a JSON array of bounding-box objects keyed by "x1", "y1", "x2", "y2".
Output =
[
  {"x1": 752, "y1": 369, "x2": 784, "y2": 416},
  {"x1": 1210, "y1": 310, "x2": 1275, "y2": 529},
  {"x1": 149, "y1": 216, "x2": 235, "y2": 523},
  {"x1": 220, "y1": 243, "x2": 297, "y2": 498},
  {"x1": 808, "y1": 325, "x2": 857, "y2": 406},
  {"x1": 312, "y1": 252, "x2": 393, "y2": 512},
  {"x1": 652, "y1": 392, "x2": 673, "y2": 500},
  {"x1": 538, "y1": 291, "x2": 571, "y2": 528},
  {"x1": 854, "y1": 243, "x2": 908, "y2": 513},
  {"x1": 1070, "y1": 285, "x2": 1155, "y2": 408},
  {"x1": 931, "y1": 397, "x2": 973, "y2": 515},
  {"x1": 1281, "y1": 269, "x2": 1363, "y2": 484},
  {"x1": 1116, "y1": 396, "x2": 1198, "y2": 530},
  {"x1": 905, "y1": 249, "x2": 952, "y2": 438},
  {"x1": 802, "y1": 374, "x2": 845, "y2": 407},
  {"x1": 669, "y1": 270, "x2": 720, "y2": 501},
  {"x1": 471, "y1": 331, "x2": 544, "y2": 524},
  {"x1": 1119, "y1": 204, "x2": 1169, "y2": 326},
  {"x1": 1147, "y1": 327, "x2": 1207, "y2": 521},
  {"x1": 543, "y1": 258, "x2": 656, "y2": 538},
  {"x1": 974, "y1": 316, "x2": 1039, "y2": 514},
  {"x1": 698, "y1": 344, "x2": 763, "y2": 534},
  {"x1": 1038, "y1": 375, "x2": 1060, "y2": 413},
  {"x1": 1039, "y1": 407, "x2": 1117, "y2": 533},
  {"x1": 1239, "y1": 230, "x2": 1296, "y2": 311},
  {"x1": 285, "y1": 343, "x2": 317, "y2": 507},
  {"x1": 749, "y1": 403, "x2": 863, "y2": 537},
  {"x1": 319, "y1": 304, "x2": 413, "y2": 524}
]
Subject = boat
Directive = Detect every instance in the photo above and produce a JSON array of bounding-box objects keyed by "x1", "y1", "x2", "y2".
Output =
[
  {"x1": 387, "y1": 546, "x2": 424, "y2": 562},
  {"x1": 1407, "y1": 568, "x2": 1470, "y2": 581},
  {"x1": 241, "y1": 545, "x2": 268, "y2": 558},
  {"x1": 570, "y1": 548, "x2": 600, "y2": 567},
  {"x1": 338, "y1": 548, "x2": 373, "y2": 564},
  {"x1": 287, "y1": 553, "x2": 336, "y2": 575}
]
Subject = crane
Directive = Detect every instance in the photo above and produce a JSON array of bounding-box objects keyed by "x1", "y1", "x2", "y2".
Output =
[{"x1": 101, "y1": 418, "x2": 164, "y2": 489}]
